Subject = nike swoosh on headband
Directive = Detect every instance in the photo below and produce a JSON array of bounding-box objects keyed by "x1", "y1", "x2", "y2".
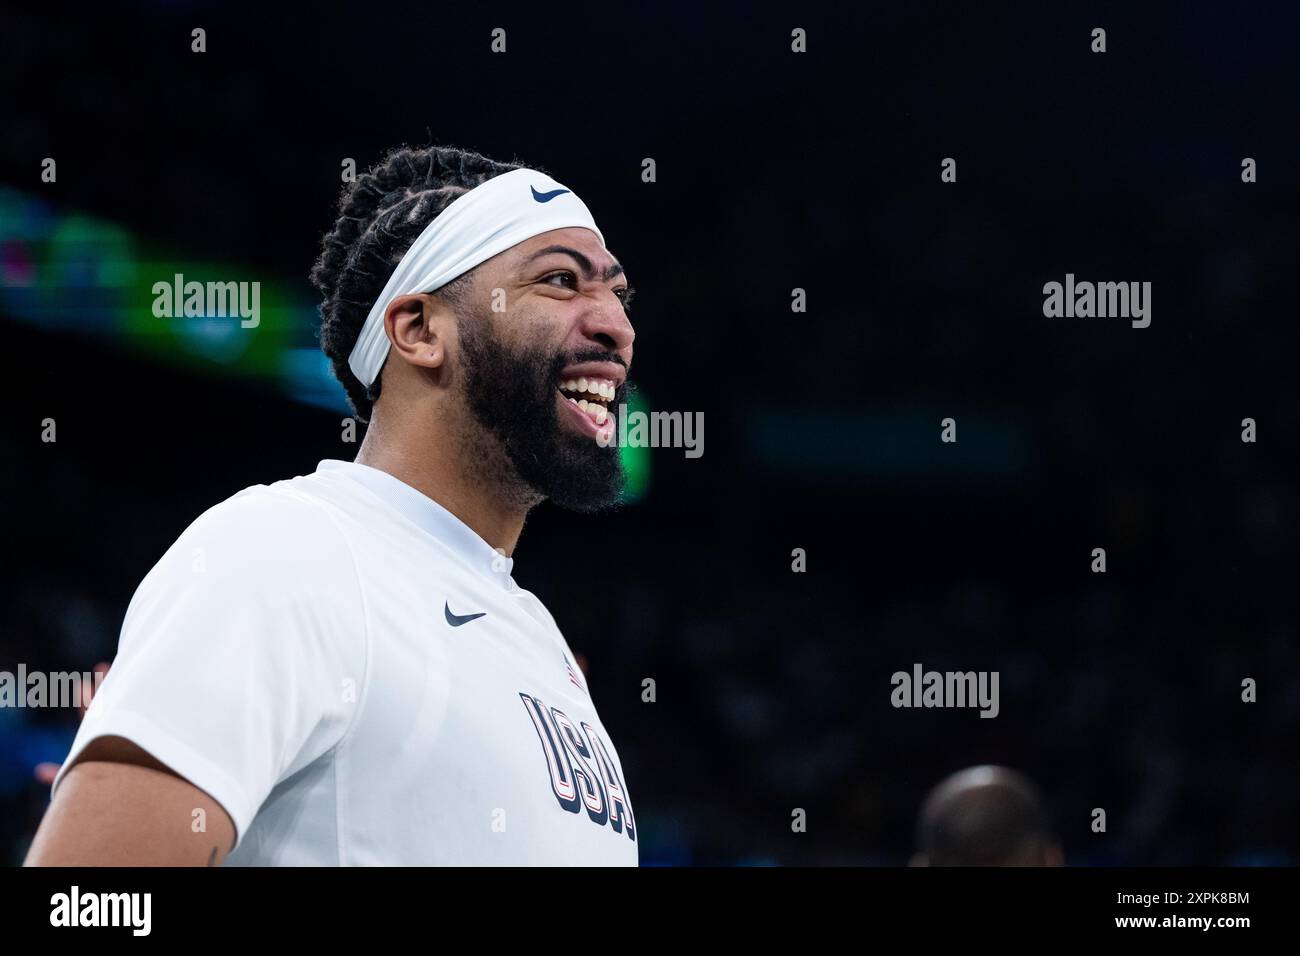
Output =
[{"x1": 531, "y1": 186, "x2": 571, "y2": 203}]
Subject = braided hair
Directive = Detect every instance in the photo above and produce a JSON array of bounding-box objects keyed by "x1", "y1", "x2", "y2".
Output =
[{"x1": 310, "y1": 144, "x2": 541, "y2": 421}]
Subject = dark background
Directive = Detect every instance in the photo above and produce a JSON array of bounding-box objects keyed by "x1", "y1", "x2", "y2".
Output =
[{"x1": 2, "y1": 2, "x2": 1297, "y2": 865}]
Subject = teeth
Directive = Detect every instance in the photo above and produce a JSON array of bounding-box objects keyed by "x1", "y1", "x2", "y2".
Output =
[
  {"x1": 559, "y1": 376, "x2": 620, "y2": 407},
  {"x1": 559, "y1": 383, "x2": 617, "y2": 428}
]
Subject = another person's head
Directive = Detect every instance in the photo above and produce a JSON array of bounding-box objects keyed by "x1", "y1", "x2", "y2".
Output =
[
  {"x1": 311, "y1": 145, "x2": 636, "y2": 513},
  {"x1": 911, "y1": 765, "x2": 1064, "y2": 866}
]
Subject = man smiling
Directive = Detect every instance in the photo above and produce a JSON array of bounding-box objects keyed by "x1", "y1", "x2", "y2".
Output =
[{"x1": 26, "y1": 145, "x2": 639, "y2": 866}]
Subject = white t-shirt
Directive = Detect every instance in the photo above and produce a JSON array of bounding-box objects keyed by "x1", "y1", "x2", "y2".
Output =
[{"x1": 52, "y1": 460, "x2": 638, "y2": 866}]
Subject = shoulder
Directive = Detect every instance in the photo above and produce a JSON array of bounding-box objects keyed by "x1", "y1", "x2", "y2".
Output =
[
  {"x1": 148, "y1": 479, "x2": 360, "y2": 593},
  {"x1": 121, "y1": 479, "x2": 369, "y2": 663},
  {"x1": 192, "y1": 480, "x2": 344, "y2": 543}
]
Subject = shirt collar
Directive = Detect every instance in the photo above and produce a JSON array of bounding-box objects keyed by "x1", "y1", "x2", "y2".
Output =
[{"x1": 316, "y1": 459, "x2": 517, "y2": 587}]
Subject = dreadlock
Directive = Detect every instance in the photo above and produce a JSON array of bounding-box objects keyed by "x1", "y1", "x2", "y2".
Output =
[{"x1": 310, "y1": 144, "x2": 541, "y2": 421}]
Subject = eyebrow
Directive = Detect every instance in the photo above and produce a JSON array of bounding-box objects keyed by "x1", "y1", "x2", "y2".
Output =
[{"x1": 522, "y1": 244, "x2": 626, "y2": 283}]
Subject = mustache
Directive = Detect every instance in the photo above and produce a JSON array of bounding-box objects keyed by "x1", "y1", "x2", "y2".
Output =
[{"x1": 550, "y1": 348, "x2": 628, "y2": 376}]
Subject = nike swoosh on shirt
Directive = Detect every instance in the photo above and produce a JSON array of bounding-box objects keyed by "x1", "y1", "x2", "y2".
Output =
[
  {"x1": 445, "y1": 602, "x2": 487, "y2": 627},
  {"x1": 530, "y1": 186, "x2": 571, "y2": 203}
]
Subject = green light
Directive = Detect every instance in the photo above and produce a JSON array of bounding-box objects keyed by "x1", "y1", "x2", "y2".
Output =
[
  {"x1": 618, "y1": 389, "x2": 651, "y2": 502},
  {"x1": 122, "y1": 253, "x2": 294, "y2": 376},
  {"x1": 1, "y1": 188, "x2": 332, "y2": 401}
]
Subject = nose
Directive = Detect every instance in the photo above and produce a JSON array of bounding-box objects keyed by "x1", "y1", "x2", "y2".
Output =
[{"x1": 580, "y1": 293, "x2": 635, "y2": 356}]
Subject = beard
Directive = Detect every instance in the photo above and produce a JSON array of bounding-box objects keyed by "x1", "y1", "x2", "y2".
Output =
[{"x1": 457, "y1": 312, "x2": 626, "y2": 513}]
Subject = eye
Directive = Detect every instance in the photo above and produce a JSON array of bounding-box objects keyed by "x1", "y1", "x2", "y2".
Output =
[
  {"x1": 542, "y1": 270, "x2": 578, "y2": 290},
  {"x1": 615, "y1": 285, "x2": 636, "y2": 310}
]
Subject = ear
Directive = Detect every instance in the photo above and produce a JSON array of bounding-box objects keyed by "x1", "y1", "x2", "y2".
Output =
[{"x1": 384, "y1": 292, "x2": 455, "y2": 376}]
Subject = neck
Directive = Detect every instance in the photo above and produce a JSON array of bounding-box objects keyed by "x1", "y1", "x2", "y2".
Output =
[{"x1": 354, "y1": 405, "x2": 531, "y2": 557}]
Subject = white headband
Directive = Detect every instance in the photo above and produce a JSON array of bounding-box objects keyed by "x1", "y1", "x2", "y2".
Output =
[{"x1": 347, "y1": 167, "x2": 606, "y2": 388}]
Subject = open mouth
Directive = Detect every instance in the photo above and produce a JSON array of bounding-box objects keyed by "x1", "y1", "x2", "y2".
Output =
[{"x1": 557, "y1": 376, "x2": 617, "y2": 426}]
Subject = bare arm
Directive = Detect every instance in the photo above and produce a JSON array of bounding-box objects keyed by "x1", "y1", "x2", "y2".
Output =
[{"x1": 24, "y1": 735, "x2": 236, "y2": 867}]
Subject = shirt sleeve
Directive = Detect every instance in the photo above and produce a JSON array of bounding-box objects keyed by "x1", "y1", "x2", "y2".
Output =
[{"x1": 50, "y1": 486, "x2": 368, "y2": 849}]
